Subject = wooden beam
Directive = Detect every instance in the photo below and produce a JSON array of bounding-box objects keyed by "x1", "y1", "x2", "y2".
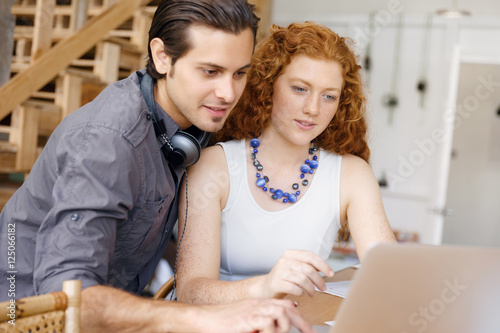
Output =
[
  {"x1": 69, "y1": 0, "x2": 89, "y2": 32},
  {"x1": 14, "y1": 39, "x2": 28, "y2": 65},
  {"x1": 93, "y1": 41, "x2": 121, "y2": 84},
  {"x1": 56, "y1": 71, "x2": 83, "y2": 120},
  {"x1": 0, "y1": 0, "x2": 143, "y2": 121},
  {"x1": 14, "y1": 104, "x2": 39, "y2": 172},
  {"x1": 31, "y1": 0, "x2": 56, "y2": 62},
  {"x1": 131, "y1": 10, "x2": 152, "y2": 69}
]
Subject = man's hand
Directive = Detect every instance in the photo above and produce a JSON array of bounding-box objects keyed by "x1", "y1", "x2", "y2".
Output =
[
  {"x1": 197, "y1": 298, "x2": 314, "y2": 333},
  {"x1": 82, "y1": 284, "x2": 314, "y2": 332}
]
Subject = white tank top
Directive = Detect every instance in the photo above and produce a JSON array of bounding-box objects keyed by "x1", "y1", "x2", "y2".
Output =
[{"x1": 218, "y1": 139, "x2": 342, "y2": 281}]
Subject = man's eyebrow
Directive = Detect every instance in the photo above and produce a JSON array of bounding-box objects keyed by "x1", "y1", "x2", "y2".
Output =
[{"x1": 199, "y1": 63, "x2": 252, "y2": 71}]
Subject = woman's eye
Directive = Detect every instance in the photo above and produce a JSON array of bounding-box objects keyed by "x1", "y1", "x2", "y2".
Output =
[
  {"x1": 293, "y1": 86, "x2": 306, "y2": 92},
  {"x1": 234, "y1": 71, "x2": 248, "y2": 78},
  {"x1": 325, "y1": 95, "x2": 338, "y2": 101}
]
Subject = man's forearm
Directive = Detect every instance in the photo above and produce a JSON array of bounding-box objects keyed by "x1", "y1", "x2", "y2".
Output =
[
  {"x1": 81, "y1": 285, "x2": 198, "y2": 333},
  {"x1": 80, "y1": 284, "x2": 314, "y2": 333}
]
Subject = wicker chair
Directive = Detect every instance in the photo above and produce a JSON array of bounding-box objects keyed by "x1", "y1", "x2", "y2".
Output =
[
  {"x1": 152, "y1": 276, "x2": 175, "y2": 300},
  {"x1": 0, "y1": 280, "x2": 81, "y2": 333}
]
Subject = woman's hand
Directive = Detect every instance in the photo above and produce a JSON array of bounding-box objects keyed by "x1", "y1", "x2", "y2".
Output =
[{"x1": 256, "y1": 250, "x2": 334, "y2": 299}]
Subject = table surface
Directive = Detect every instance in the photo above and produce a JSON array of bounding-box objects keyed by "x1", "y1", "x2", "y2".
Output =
[{"x1": 285, "y1": 267, "x2": 357, "y2": 325}]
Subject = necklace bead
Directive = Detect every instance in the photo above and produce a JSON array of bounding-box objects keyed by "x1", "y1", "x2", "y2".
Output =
[
  {"x1": 250, "y1": 138, "x2": 260, "y2": 148},
  {"x1": 251, "y1": 138, "x2": 318, "y2": 204}
]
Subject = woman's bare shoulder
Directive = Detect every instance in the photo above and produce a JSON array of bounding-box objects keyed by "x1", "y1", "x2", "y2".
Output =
[
  {"x1": 340, "y1": 153, "x2": 372, "y2": 175},
  {"x1": 190, "y1": 144, "x2": 227, "y2": 172}
]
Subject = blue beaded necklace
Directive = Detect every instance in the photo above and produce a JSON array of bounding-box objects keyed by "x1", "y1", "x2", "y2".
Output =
[{"x1": 250, "y1": 138, "x2": 319, "y2": 204}]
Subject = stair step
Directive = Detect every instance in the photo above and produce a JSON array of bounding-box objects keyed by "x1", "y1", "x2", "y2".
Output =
[
  {"x1": 0, "y1": 142, "x2": 17, "y2": 153},
  {"x1": 14, "y1": 26, "x2": 71, "y2": 41},
  {"x1": 31, "y1": 91, "x2": 57, "y2": 100},
  {"x1": 0, "y1": 143, "x2": 17, "y2": 174},
  {"x1": 0, "y1": 177, "x2": 23, "y2": 212},
  {"x1": 0, "y1": 100, "x2": 62, "y2": 138},
  {"x1": 14, "y1": 26, "x2": 140, "y2": 42},
  {"x1": 0, "y1": 143, "x2": 43, "y2": 174}
]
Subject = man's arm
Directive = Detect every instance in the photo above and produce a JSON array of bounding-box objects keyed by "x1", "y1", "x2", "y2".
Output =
[{"x1": 81, "y1": 284, "x2": 313, "y2": 333}]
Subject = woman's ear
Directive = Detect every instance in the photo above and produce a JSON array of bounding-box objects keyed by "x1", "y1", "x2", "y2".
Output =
[{"x1": 150, "y1": 37, "x2": 172, "y2": 75}]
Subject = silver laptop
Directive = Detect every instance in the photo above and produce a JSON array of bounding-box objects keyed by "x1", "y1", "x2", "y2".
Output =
[{"x1": 295, "y1": 243, "x2": 500, "y2": 333}]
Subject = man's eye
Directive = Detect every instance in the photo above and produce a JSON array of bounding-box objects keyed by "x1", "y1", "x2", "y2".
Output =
[{"x1": 204, "y1": 69, "x2": 218, "y2": 76}]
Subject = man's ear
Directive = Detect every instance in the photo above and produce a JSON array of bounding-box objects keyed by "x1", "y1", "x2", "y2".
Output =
[{"x1": 150, "y1": 37, "x2": 172, "y2": 75}]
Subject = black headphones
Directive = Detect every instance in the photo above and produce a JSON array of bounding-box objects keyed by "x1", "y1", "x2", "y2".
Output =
[{"x1": 140, "y1": 72, "x2": 210, "y2": 167}]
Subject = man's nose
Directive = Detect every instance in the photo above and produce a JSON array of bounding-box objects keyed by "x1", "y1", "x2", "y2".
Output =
[{"x1": 215, "y1": 76, "x2": 236, "y2": 104}]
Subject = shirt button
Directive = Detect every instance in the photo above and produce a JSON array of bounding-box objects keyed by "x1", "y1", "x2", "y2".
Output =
[
  {"x1": 146, "y1": 114, "x2": 152, "y2": 120},
  {"x1": 71, "y1": 213, "x2": 79, "y2": 221}
]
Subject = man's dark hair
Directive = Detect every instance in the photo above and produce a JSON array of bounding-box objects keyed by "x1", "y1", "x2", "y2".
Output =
[{"x1": 146, "y1": 0, "x2": 260, "y2": 80}]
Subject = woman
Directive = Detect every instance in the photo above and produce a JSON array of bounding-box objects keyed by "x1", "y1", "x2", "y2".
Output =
[{"x1": 176, "y1": 22, "x2": 396, "y2": 305}]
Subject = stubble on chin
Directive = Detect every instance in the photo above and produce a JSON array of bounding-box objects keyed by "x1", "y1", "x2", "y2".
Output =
[
  {"x1": 198, "y1": 116, "x2": 225, "y2": 133},
  {"x1": 212, "y1": 116, "x2": 223, "y2": 124}
]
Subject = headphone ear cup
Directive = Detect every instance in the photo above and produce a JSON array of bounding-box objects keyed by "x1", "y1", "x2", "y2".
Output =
[
  {"x1": 198, "y1": 131, "x2": 211, "y2": 149},
  {"x1": 164, "y1": 146, "x2": 186, "y2": 167},
  {"x1": 184, "y1": 126, "x2": 211, "y2": 149},
  {"x1": 169, "y1": 131, "x2": 202, "y2": 167}
]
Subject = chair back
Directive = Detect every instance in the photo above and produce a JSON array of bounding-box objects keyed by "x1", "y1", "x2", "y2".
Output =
[
  {"x1": 152, "y1": 276, "x2": 175, "y2": 300},
  {"x1": 0, "y1": 280, "x2": 81, "y2": 333}
]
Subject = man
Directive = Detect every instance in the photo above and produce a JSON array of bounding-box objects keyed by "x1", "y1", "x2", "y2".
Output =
[{"x1": 0, "y1": 1, "x2": 313, "y2": 332}]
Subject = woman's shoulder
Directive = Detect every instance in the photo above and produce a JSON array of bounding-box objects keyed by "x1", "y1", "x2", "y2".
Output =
[
  {"x1": 340, "y1": 153, "x2": 373, "y2": 177},
  {"x1": 197, "y1": 144, "x2": 227, "y2": 168},
  {"x1": 192, "y1": 139, "x2": 243, "y2": 169},
  {"x1": 216, "y1": 138, "x2": 245, "y2": 150},
  {"x1": 341, "y1": 152, "x2": 367, "y2": 163},
  {"x1": 187, "y1": 143, "x2": 233, "y2": 204}
]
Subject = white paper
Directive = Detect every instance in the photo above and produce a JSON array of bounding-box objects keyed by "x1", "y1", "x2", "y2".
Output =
[{"x1": 316, "y1": 280, "x2": 352, "y2": 298}]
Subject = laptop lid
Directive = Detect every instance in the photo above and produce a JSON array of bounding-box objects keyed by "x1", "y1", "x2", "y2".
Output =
[{"x1": 330, "y1": 243, "x2": 500, "y2": 333}]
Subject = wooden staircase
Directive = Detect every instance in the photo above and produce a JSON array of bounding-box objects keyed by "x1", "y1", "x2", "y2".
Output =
[{"x1": 0, "y1": 0, "x2": 273, "y2": 210}]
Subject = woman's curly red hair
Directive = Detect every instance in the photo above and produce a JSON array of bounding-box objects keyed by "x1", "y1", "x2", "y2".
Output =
[{"x1": 213, "y1": 22, "x2": 370, "y2": 162}]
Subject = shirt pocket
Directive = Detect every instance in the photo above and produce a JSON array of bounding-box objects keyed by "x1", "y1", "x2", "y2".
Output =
[{"x1": 117, "y1": 194, "x2": 170, "y2": 256}]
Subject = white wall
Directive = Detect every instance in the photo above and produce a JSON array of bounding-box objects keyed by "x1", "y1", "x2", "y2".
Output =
[
  {"x1": 442, "y1": 63, "x2": 500, "y2": 247},
  {"x1": 272, "y1": 0, "x2": 500, "y2": 18},
  {"x1": 271, "y1": 2, "x2": 500, "y2": 244}
]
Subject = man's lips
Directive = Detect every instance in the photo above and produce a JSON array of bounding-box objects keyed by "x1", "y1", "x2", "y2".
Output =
[{"x1": 204, "y1": 105, "x2": 228, "y2": 117}]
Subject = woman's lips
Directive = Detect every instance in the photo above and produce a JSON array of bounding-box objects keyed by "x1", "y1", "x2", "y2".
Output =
[{"x1": 295, "y1": 119, "x2": 316, "y2": 130}]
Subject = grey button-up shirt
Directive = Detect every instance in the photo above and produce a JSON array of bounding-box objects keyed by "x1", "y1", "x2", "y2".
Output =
[{"x1": 0, "y1": 70, "x2": 184, "y2": 300}]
